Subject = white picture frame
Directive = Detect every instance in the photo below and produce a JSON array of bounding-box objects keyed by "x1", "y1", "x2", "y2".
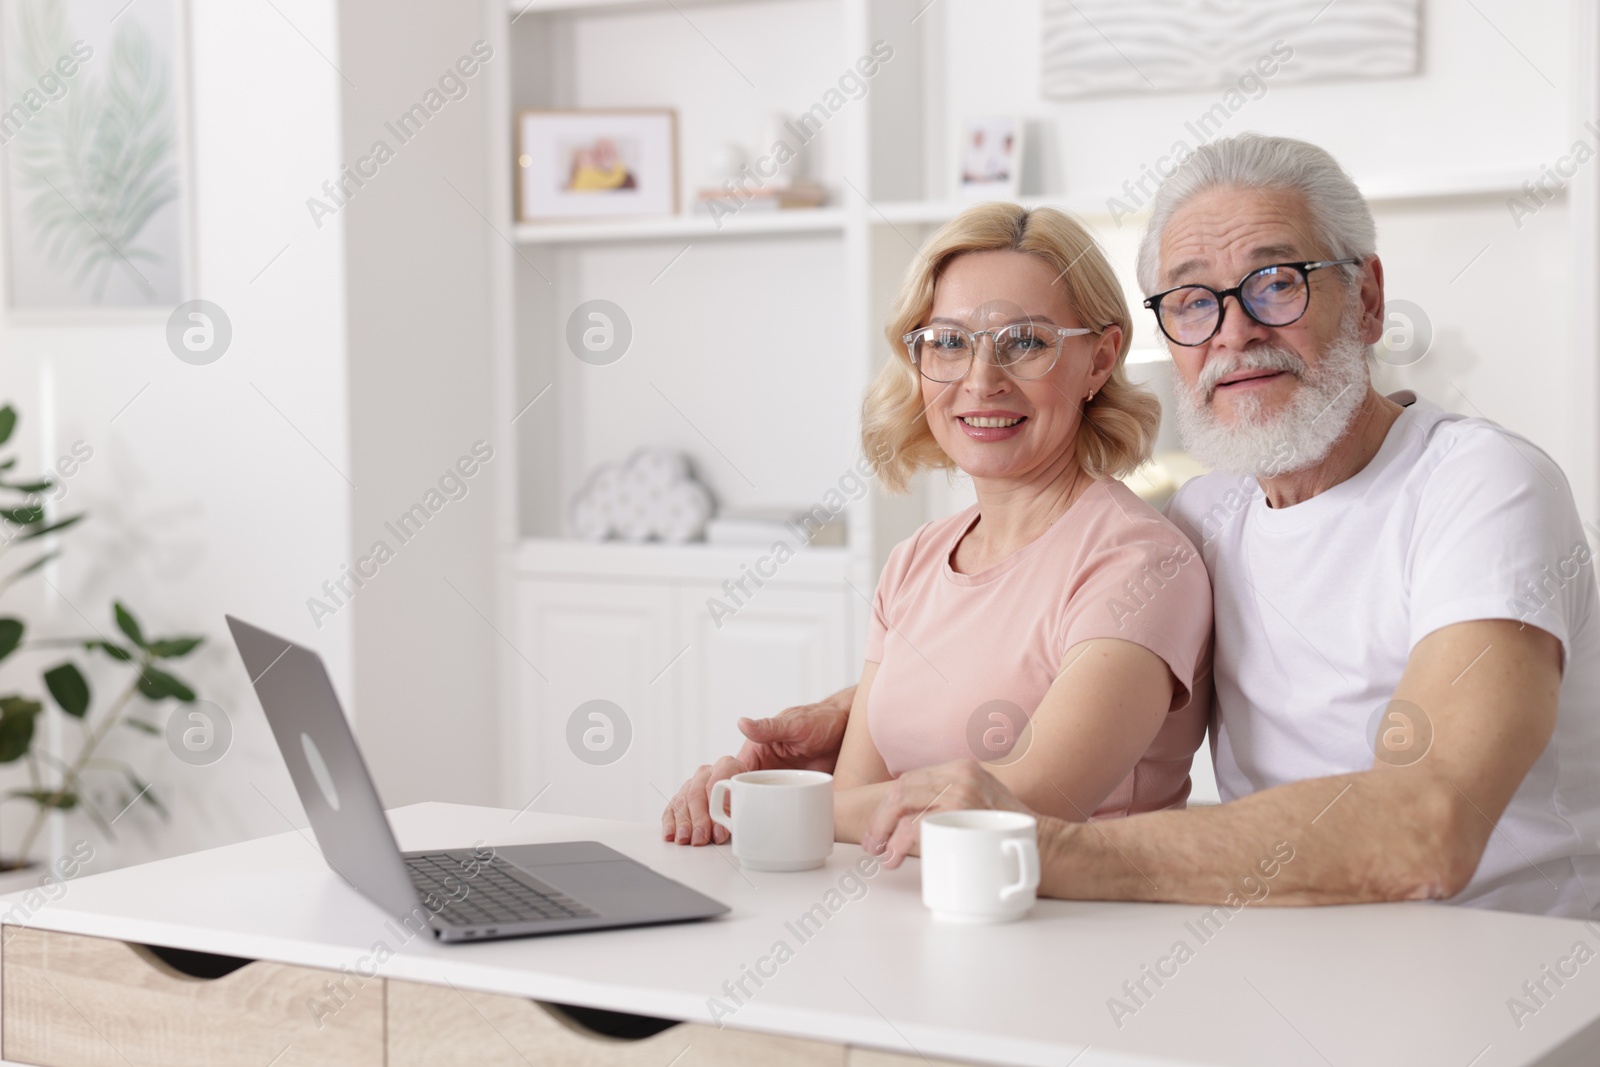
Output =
[
  {"x1": 956, "y1": 116, "x2": 1023, "y2": 199},
  {"x1": 516, "y1": 109, "x2": 679, "y2": 223}
]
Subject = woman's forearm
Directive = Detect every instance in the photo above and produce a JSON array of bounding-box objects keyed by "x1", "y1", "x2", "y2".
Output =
[
  {"x1": 823, "y1": 684, "x2": 858, "y2": 714},
  {"x1": 833, "y1": 782, "x2": 895, "y2": 844}
]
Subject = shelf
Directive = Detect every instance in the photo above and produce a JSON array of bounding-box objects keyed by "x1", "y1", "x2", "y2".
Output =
[
  {"x1": 508, "y1": 0, "x2": 751, "y2": 16},
  {"x1": 512, "y1": 171, "x2": 1545, "y2": 246},
  {"x1": 867, "y1": 168, "x2": 1549, "y2": 229},
  {"x1": 510, "y1": 537, "x2": 856, "y2": 584},
  {"x1": 868, "y1": 196, "x2": 1094, "y2": 226},
  {"x1": 513, "y1": 209, "x2": 848, "y2": 245}
]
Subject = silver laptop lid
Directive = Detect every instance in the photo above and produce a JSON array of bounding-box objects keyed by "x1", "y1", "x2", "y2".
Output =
[{"x1": 226, "y1": 616, "x2": 423, "y2": 923}]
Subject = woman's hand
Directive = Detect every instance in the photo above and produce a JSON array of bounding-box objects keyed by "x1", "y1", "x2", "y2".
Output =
[
  {"x1": 660, "y1": 687, "x2": 855, "y2": 846},
  {"x1": 859, "y1": 759, "x2": 1031, "y2": 867}
]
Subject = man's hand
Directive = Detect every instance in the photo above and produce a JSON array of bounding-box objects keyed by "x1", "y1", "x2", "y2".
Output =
[
  {"x1": 859, "y1": 759, "x2": 1031, "y2": 867},
  {"x1": 660, "y1": 687, "x2": 854, "y2": 846},
  {"x1": 731, "y1": 692, "x2": 852, "y2": 776}
]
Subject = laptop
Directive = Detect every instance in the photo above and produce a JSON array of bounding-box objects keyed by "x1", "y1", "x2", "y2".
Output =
[{"x1": 226, "y1": 615, "x2": 729, "y2": 943}]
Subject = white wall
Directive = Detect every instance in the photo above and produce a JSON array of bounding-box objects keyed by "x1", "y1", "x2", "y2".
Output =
[
  {"x1": 935, "y1": 0, "x2": 1568, "y2": 199},
  {"x1": 337, "y1": 0, "x2": 501, "y2": 809},
  {"x1": 0, "y1": 0, "x2": 351, "y2": 867}
]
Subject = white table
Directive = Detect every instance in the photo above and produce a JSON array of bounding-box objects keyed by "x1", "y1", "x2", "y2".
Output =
[{"x1": 4, "y1": 802, "x2": 1599, "y2": 1067}]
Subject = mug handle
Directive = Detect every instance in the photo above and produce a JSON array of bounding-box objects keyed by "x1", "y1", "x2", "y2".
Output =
[
  {"x1": 1000, "y1": 837, "x2": 1040, "y2": 902},
  {"x1": 709, "y1": 780, "x2": 734, "y2": 836}
]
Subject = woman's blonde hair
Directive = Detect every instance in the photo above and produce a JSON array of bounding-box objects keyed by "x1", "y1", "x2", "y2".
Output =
[{"x1": 862, "y1": 202, "x2": 1159, "y2": 494}]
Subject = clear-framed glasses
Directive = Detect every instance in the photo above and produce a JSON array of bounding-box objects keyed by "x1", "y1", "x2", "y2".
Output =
[
  {"x1": 901, "y1": 321, "x2": 1100, "y2": 383},
  {"x1": 1143, "y1": 259, "x2": 1360, "y2": 347}
]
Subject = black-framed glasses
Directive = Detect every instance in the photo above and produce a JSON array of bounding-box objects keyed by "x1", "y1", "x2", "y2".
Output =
[
  {"x1": 1143, "y1": 259, "x2": 1360, "y2": 347},
  {"x1": 901, "y1": 321, "x2": 1101, "y2": 383}
]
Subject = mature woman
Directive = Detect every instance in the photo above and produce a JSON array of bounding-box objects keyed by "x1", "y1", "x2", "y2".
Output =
[{"x1": 663, "y1": 202, "x2": 1212, "y2": 845}]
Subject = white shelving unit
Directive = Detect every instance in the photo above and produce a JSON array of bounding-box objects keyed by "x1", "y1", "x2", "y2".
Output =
[
  {"x1": 868, "y1": 168, "x2": 1546, "y2": 224},
  {"x1": 507, "y1": 0, "x2": 751, "y2": 14},
  {"x1": 483, "y1": 0, "x2": 941, "y2": 820},
  {"x1": 511, "y1": 537, "x2": 853, "y2": 584},
  {"x1": 511, "y1": 207, "x2": 850, "y2": 244}
]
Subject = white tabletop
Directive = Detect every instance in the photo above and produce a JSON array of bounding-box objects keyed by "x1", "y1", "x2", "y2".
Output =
[{"x1": 6, "y1": 802, "x2": 1600, "y2": 1067}]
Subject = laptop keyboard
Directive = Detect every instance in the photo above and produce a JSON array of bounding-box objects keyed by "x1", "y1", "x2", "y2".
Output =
[{"x1": 405, "y1": 852, "x2": 599, "y2": 927}]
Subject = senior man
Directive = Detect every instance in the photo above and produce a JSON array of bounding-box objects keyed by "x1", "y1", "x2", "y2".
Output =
[{"x1": 663, "y1": 133, "x2": 1600, "y2": 917}]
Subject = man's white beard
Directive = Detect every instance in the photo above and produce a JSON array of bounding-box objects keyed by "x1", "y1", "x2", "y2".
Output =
[{"x1": 1172, "y1": 308, "x2": 1371, "y2": 477}]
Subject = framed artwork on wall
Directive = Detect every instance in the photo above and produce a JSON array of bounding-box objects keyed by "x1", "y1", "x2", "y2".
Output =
[
  {"x1": 0, "y1": 0, "x2": 192, "y2": 313},
  {"x1": 1039, "y1": 0, "x2": 1420, "y2": 98}
]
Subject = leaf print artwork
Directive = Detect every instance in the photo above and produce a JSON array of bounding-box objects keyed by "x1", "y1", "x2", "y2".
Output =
[{"x1": 1, "y1": 0, "x2": 186, "y2": 309}]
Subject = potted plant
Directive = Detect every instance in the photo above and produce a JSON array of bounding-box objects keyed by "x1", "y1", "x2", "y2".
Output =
[{"x1": 0, "y1": 402, "x2": 202, "y2": 879}]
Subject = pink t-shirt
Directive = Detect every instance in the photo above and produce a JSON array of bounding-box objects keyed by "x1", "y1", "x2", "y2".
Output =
[{"x1": 863, "y1": 479, "x2": 1213, "y2": 818}]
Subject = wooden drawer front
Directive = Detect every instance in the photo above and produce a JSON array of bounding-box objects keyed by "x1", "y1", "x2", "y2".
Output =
[
  {"x1": 2, "y1": 926, "x2": 383, "y2": 1067},
  {"x1": 387, "y1": 978, "x2": 847, "y2": 1066}
]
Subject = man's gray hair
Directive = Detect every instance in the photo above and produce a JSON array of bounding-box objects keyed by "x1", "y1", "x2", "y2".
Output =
[{"x1": 1135, "y1": 133, "x2": 1377, "y2": 296}]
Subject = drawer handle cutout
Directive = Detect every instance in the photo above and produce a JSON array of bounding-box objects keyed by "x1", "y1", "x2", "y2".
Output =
[
  {"x1": 544, "y1": 1001, "x2": 681, "y2": 1041},
  {"x1": 132, "y1": 942, "x2": 254, "y2": 981}
]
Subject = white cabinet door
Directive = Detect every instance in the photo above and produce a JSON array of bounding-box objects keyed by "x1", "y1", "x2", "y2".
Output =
[
  {"x1": 511, "y1": 580, "x2": 681, "y2": 824},
  {"x1": 672, "y1": 585, "x2": 853, "y2": 783}
]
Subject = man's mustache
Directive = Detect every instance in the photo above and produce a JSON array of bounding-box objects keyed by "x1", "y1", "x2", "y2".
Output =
[{"x1": 1196, "y1": 347, "x2": 1308, "y2": 401}]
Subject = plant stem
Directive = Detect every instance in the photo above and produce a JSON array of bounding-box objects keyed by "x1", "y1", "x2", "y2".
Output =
[{"x1": 15, "y1": 668, "x2": 144, "y2": 863}]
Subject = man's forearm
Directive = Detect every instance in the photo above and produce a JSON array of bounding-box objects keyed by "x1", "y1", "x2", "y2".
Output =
[{"x1": 1036, "y1": 770, "x2": 1477, "y2": 906}]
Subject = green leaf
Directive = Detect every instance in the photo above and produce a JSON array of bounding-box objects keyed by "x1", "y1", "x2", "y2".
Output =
[
  {"x1": 146, "y1": 636, "x2": 202, "y2": 658},
  {"x1": 8, "y1": 789, "x2": 76, "y2": 811},
  {"x1": 86, "y1": 639, "x2": 133, "y2": 662},
  {"x1": 0, "y1": 406, "x2": 15, "y2": 447},
  {"x1": 17, "y1": 515, "x2": 82, "y2": 542},
  {"x1": 121, "y1": 718, "x2": 159, "y2": 735},
  {"x1": 0, "y1": 618, "x2": 22, "y2": 663},
  {"x1": 0, "y1": 480, "x2": 52, "y2": 494},
  {"x1": 114, "y1": 602, "x2": 146, "y2": 648},
  {"x1": 43, "y1": 662, "x2": 90, "y2": 718},
  {"x1": 0, "y1": 506, "x2": 43, "y2": 526},
  {"x1": 1, "y1": 551, "x2": 58, "y2": 590},
  {"x1": 0, "y1": 696, "x2": 41, "y2": 717},
  {"x1": 0, "y1": 703, "x2": 39, "y2": 763},
  {"x1": 137, "y1": 666, "x2": 194, "y2": 702}
]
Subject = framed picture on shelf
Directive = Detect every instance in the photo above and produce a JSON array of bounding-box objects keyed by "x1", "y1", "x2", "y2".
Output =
[
  {"x1": 516, "y1": 109, "x2": 678, "y2": 222},
  {"x1": 956, "y1": 116, "x2": 1023, "y2": 199}
]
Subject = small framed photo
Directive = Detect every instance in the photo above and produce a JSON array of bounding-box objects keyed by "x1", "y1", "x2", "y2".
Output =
[
  {"x1": 516, "y1": 109, "x2": 678, "y2": 222},
  {"x1": 956, "y1": 116, "x2": 1023, "y2": 199}
]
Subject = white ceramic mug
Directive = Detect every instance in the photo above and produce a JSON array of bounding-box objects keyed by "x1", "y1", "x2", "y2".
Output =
[
  {"x1": 920, "y1": 810, "x2": 1040, "y2": 923},
  {"x1": 709, "y1": 769, "x2": 834, "y2": 871}
]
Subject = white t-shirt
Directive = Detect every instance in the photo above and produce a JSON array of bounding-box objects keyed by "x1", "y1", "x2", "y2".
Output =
[{"x1": 1167, "y1": 390, "x2": 1600, "y2": 918}]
